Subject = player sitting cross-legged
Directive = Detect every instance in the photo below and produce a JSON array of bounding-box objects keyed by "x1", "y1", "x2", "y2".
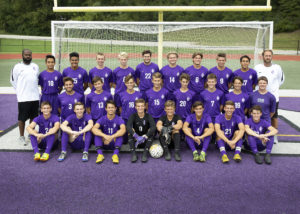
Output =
[
  {"x1": 245, "y1": 105, "x2": 278, "y2": 165},
  {"x1": 92, "y1": 100, "x2": 126, "y2": 164},
  {"x1": 215, "y1": 101, "x2": 245, "y2": 163},
  {"x1": 26, "y1": 101, "x2": 60, "y2": 162},
  {"x1": 58, "y1": 102, "x2": 94, "y2": 162},
  {"x1": 127, "y1": 98, "x2": 156, "y2": 163},
  {"x1": 182, "y1": 101, "x2": 214, "y2": 162}
]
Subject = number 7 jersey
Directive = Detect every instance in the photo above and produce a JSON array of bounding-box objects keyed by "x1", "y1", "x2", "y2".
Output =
[{"x1": 200, "y1": 89, "x2": 225, "y2": 120}]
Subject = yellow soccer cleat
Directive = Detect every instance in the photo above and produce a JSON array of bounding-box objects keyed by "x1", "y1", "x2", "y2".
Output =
[
  {"x1": 96, "y1": 154, "x2": 105, "y2": 164},
  {"x1": 112, "y1": 154, "x2": 119, "y2": 164},
  {"x1": 222, "y1": 154, "x2": 229, "y2": 163},
  {"x1": 233, "y1": 153, "x2": 242, "y2": 163},
  {"x1": 40, "y1": 153, "x2": 49, "y2": 162},
  {"x1": 34, "y1": 153, "x2": 41, "y2": 161},
  {"x1": 199, "y1": 151, "x2": 206, "y2": 162}
]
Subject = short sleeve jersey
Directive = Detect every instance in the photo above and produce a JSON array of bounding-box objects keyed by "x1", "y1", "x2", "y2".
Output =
[
  {"x1": 159, "y1": 114, "x2": 182, "y2": 127},
  {"x1": 38, "y1": 70, "x2": 63, "y2": 95},
  {"x1": 65, "y1": 113, "x2": 92, "y2": 131},
  {"x1": 135, "y1": 62, "x2": 159, "y2": 92},
  {"x1": 96, "y1": 115, "x2": 125, "y2": 135},
  {"x1": 89, "y1": 66, "x2": 113, "y2": 92},
  {"x1": 225, "y1": 91, "x2": 250, "y2": 121},
  {"x1": 112, "y1": 67, "x2": 135, "y2": 94},
  {"x1": 173, "y1": 89, "x2": 195, "y2": 120},
  {"x1": 86, "y1": 90, "x2": 113, "y2": 120},
  {"x1": 184, "y1": 65, "x2": 209, "y2": 93},
  {"x1": 208, "y1": 66, "x2": 233, "y2": 94},
  {"x1": 160, "y1": 65, "x2": 184, "y2": 92},
  {"x1": 58, "y1": 92, "x2": 85, "y2": 121},
  {"x1": 144, "y1": 88, "x2": 170, "y2": 119},
  {"x1": 215, "y1": 114, "x2": 243, "y2": 139},
  {"x1": 200, "y1": 89, "x2": 225, "y2": 119},
  {"x1": 233, "y1": 68, "x2": 257, "y2": 93},
  {"x1": 245, "y1": 117, "x2": 271, "y2": 135},
  {"x1": 185, "y1": 113, "x2": 212, "y2": 136},
  {"x1": 33, "y1": 114, "x2": 60, "y2": 134},
  {"x1": 62, "y1": 66, "x2": 88, "y2": 95}
]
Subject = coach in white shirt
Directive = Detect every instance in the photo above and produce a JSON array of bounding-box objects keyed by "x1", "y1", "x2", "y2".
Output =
[
  {"x1": 10, "y1": 49, "x2": 40, "y2": 145},
  {"x1": 254, "y1": 49, "x2": 285, "y2": 143}
]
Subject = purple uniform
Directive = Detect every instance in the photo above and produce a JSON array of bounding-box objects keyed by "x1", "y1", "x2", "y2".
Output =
[
  {"x1": 86, "y1": 90, "x2": 113, "y2": 121},
  {"x1": 62, "y1": 66, "x2": 88, "y2": 95},
  {"x1": 38, "y1": 70, "x2": 63, "y2": 115},
  {"x1": 112, "y1": 67, "x2": 135, "y2": 94},
  {"x1": 58, "y1": 92, "x2": 85, "y2": 121},
  {"x1": 173, "y1": 89, "x2": 195, "y2": 121},
  {"x1": 96, "y1": 115, "x2": 125, "y2": 135},
  {"x1": 145, "y1": 88, "x2": 170, "y2": 120},
  {"x1": 184, "y1": 65, "x2": 209, "y2": 93},
  {"x1": 208, "y1": 66, "x2": 233, "y2": 94},
  {"x1": 200, "y1": 89, "x2": 225, "y2": 121},
  {"x1": 225, "y1": 91, "x2": 250, "y2": 122},
  {"x1": 249, "y1": 91, "x2": 276, "y2": 122},
  {"x1": 186, "y1": 113, "x2": 212, "y2": 136},
  {"x1": 65, "y1": 113, "x2": 92, "y2": 131},
  {"x1": 215, "y1": 114, "x2": 243, "y2": 139},
  {"x1": 135, "y1": 62, "x2": 159, "y2": 93},
  {"x1": 89, "y1": 66, "x2": 113, "y2": 92},
  {"x1": 160, "y1": 65, "x2": 184, "y2": 92},
  {"x1": 245, "y1": 117, "x2": 274, "y2": 154},
  {"x1": 33, "y1": 114, "x2": 60, "y2": 134},
  {"x1": 233, "y1": 68, "x2": 257, "y2": 94},
  {"x1": 115, "y1": 90, "x2": 143, "y2": 120}
]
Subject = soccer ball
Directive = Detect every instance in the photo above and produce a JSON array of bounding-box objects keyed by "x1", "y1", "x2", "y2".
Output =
[{"x1": 149, "y1": 143, "x2": 164, "y2": 158}]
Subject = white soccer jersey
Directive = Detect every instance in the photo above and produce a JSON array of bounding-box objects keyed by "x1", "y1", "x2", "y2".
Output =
[
  {"x1": 10, "y1": 62, "x2": 40, "y2": 102},
  {"x1": 254, "y1": 63, "x2": 285, "y2": 102}
]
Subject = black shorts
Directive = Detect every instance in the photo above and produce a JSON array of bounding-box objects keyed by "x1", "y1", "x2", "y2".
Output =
[
  {"x1": 18, "y1": 101, "x2": 39, "y2": 122},
  {"x1": 272, "y1": 102, "x2": 279, "y2": 119}
]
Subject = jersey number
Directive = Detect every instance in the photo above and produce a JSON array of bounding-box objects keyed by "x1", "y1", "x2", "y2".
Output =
[
  {"x1": 154, "y1": 99, "x2": 160, "y2": 106},
  {"x1": 169, "y1": 77, "x2": 175, "y2": 83},
  {"x1": 98, "y1": 102, "x2": 104, "y2": 109},
  {"x1": 179, "y1": 101, "x2": 186, "y2": 107},
  {"x1": 108, "y1": 128, "x2": 113, "y2": 134},
  {"x1": 225, "y1": 129, "x2": 231, "y2": 135},
  {"x1": 145, "y1": 73, "x2": 151, "y2": 79},
  {"x1": 48, "y1": 80, "x2": 54, "y2": 87}
]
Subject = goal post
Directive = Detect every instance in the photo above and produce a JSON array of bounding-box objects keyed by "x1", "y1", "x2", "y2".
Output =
[{"x1": 51, "y1": 21, "x2": 273, "y2": 72}]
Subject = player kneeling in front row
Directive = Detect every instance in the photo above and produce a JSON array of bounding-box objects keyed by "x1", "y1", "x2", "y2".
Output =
[
  {"x1": 92, "y1": 100, "x2": 126, "y2": 164},
  {"x1": 245, "y1": 105, "x2": 278, "y2": 165},
  {"x1": 127, "y1": 98, "x2": 156, "y2": 163},
  {"x1": 27, "y1": 101, "x2": 60, "y2": 161},
  {"x1": 182, "y1": 101, "x2": 214, "y2": 162},
  {"x1": 215, "y1": 101, "x2": 245, "y2": 163},
  {"x1": 157, "y1": 100, "x2": 183, "y2": 161},
  {"x1": 58, "y1": 102, "x2": 93, "y2": 162}
]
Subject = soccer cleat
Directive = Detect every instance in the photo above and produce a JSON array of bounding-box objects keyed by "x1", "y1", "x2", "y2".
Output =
[
  {"x1": 233, "y1": 153, "x2": 242, "y2": 163},
  {"x1": 40, "y1": 153, "x2": 49, "y2": 162},
  {"x1": 221, "y1": 154, "x2": 229, "y2": 163},
  {"x1": 57, "y1": 151, "x2": 67, "y2": 162},
  {"x1": 264, "y1": 153, "x2": 272, "y2": 165},
  {"x1": 254, "y1": 153, "x2": 263, "y2": 164},
  {"x1": 163, "y1": 147, "x2": 171, "y2": 161},
  {"x1": 131, "y1": 151, "x2": 138, "y2": 163},
  {"x1": 141, "y1": 149, "x2": 148, "y2": 163},
  {"x1": 174, "y1": 150, "x2": 181, "y2": 162},
  {"x1": 199, "y1": 151, "x2": 206, "y2": 162},
  {"x1": 19, "y1": 136, "x2": 27, "y2": 146},
  {"x1": 193, "y1": 151, "x2": 200, "y2": 162},
  {"x1": 34, "y1": 153, "x2": 41, "y2": 161},
  {"x1": 112, "y1": 154, "x2": 119, "y2": 164},
  {"x1": 82, "y1": 152, "x2": 88, "y2": 162},
  {"x1": 96, "y1": 154, "x2": 105, "y2": 164}
]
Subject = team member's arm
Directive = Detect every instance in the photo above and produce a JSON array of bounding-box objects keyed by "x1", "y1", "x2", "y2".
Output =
[
  {"x1": 44, "y1": 122, "x2": 60, "y2": 137},
  {"x1": 126, "y1": 114, "x2": 135, "y2": 135},
  {"x1": 26, "y1": 121, "x2": 40, "y2": 138},
  {"x1": 92, "y1": 123, "x2": 106, "y2": 138},
  {"x1": 86, "y1": 95, "x2": 91, "y2": 114},
  {"x1": 215, "y1": 123, "x2": 230, "y2": 143},
  {"x1": 182, "y1": 121, "x2": 194, "y2": 139},
  {"x1": 113, "y1": 124, "x2": 126, "y2": 138},
  {"x1": 61, "y1": 120, "x2": 78, "y2": 135},
  {"x1": 10, "y1": 66, "x2": 19, "y2": 89},
  {"x1": 200, "y1": 123, "x2": 215, "y2": 139},
  {"x1": 278, "y1": 66, "x2": 285, "y2": 86},
  {"x1": 230, "y1": 123, "x2": 245, "y2": 144},
  {"x1": 173, "y1": 119, "x2": 183, "y2": 131},
  {"x1": 145, "y1": 115, "x2": 156, "y2": 138},
  {"x1": 79, "y1": 119, "x2": 94, "y2": 135},
  {"x1": 83, "y1": 71, "x2": 89, "y2": 91},
  {"x1": 261, "y1": 126, "x2": 278, "y2": 138},
  {"x1": 156, "y1": 120, "x2": 163, "y2": 132}
]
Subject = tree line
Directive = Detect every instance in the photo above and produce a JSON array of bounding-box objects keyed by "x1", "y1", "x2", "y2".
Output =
[{"x1": 0, "y1": 0, "x2": 299, "y2": 36}]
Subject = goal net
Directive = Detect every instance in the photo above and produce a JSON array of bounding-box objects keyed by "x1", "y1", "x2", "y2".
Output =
[{"x1": 51, "y1": 21, "x2": 273, "y2": 72}]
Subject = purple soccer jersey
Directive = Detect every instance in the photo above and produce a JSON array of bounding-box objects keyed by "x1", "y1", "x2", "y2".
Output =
[
  {"x1": 200, "y1": 89, "x2": 225, "y2": 120},
  {"x1": 173, "y1": 89, "x2": 195, "y2": 120},
  {"x1": 215, "y1": 114, "x2": 243, "y2": 139},
  {"x1": 135, "y1": 62, "x2": 159, "y2": 92},
  {"x1": 185, "y1": 113, "x2": 212, "y2": 136},
  {"x1": 96, "y1": 115, "x2": 125, "y2": 135},
  {"x1": 233, "y1": 68, "x2": 258, "y2": 93},
  {"x1": 144, "y1": 88, "x2": 170, "y2": 119},
  {"x1": 225, "y1": 91, "x2": 250, "y2": 121},
  {"x1": 62, "y1": 66, "x2": 88, "y2": 95},
  {"x1": 38, "y1": 70, "x2": 63, "y2": 95},
  {"x1": 112, "y1": 66, "x2": 135, "y2": 94},
  {"x1": 58, "y1": 92, "x2": 85, "y2": 121},
  {"x1": 245, "y1": 117, "x2": 271, "y2": 135},
  {"x1": 33, "y1": 114, "x2": 60, "y2": 134},
  {"x1": 115, "y1": 90, "x2": 143, "y2": 120},
  {"x1": 208, "y1": 66, "x2": 233, "y2": 94},
  {"x1": 89, "y1": 66, "x2": 113, "y2": 92},
  {"x1": 184, "y1": 65, "x2": 209, "y2": 93},
  {"x1": 249, "y1": 91, "x2": 276, "y2": 122},
  {"x1": 160, "y1": 65, "x2": 184, "y2": 92},
  {"x1": 86, "y1": 90, "x2": 113, "y2": 121},
  {"x1": 65, "y1": 113, "x2": 92, "y2": 131}
]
